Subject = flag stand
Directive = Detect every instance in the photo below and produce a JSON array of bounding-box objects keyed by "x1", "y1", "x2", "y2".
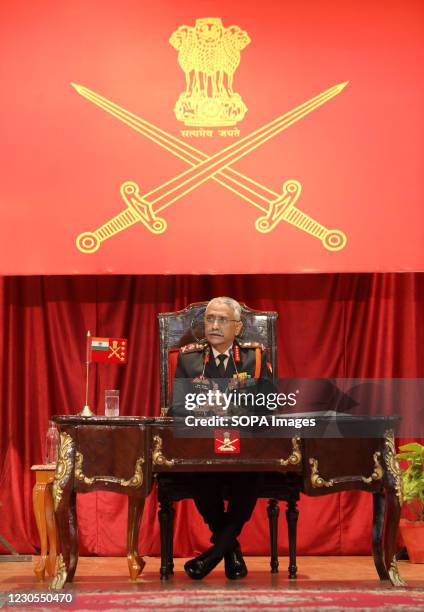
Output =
[{"x1": 80, "y1": 330, "x2": 94, "y2": 417}]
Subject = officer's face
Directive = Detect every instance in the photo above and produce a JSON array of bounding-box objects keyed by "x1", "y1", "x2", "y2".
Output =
[{"x1": 204, "y1": 302, "x2": 243, "y2": 352}]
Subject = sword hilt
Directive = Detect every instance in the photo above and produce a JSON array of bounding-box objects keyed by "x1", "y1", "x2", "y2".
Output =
[
  {"x1": 284, "y1": 205, "x2": 347, "y2": 251},
  {"x1": 255, "y1": 180, "x2": 347, "y2": 251},
  {"x1": 76, "y1": 181, "x2": 167, "y2": 253}
]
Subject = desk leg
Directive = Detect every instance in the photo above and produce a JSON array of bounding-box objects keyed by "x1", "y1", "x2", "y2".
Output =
[
  {"x1": 32, "y1": 481, "x2": 49, "y2": 581},
  {"x1": 158, "y1": 500, "x2": 174, "y2": 580},
  {"x1": 372, "y1": 492, "x2": 390, "y2": 580},
  {"x1": 381, "y1": 432, "x2": 406, "y2": 587},
  {"x1": 384, "y1": 488, "x2": 406, "y2": 587},
  {"x1": 127, "y1": 496, "x2": 146, "y2": 580},
  {"x1": 267, "y1": 499, "x2": 279, "y2": 574},
  {"x1": 51, "y1": 489, "x2": 78, "y2": 590},
  {"x1": 167, "y1": 503, "x2": 175, "y2": 577},
  {"x1": 50, "y1": 434, "x2": 78, "y2": 590},
  {"x1": 286, "y1": 499, "x2": 298, "y2": 579}
]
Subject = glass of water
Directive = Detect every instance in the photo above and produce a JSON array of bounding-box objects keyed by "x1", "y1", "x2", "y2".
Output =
[{"x1": 105, "y1": 389, "x2": 119, "y2": 417}]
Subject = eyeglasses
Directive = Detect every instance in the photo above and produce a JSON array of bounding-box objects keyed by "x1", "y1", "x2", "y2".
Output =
[{"x1": 205, "y1": 315, "x2": 240, "y2": 326}]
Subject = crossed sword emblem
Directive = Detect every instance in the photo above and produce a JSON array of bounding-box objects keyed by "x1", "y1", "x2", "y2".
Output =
[
  {"x1": 216, "y1": 432, "x2": 239, "y2": 452},
  {"x1": 73, "y1": 82, "x2": 348, "y2": 254},
  {"x1": 108, "y1": 340, "x2": 125, "y2": 361}
]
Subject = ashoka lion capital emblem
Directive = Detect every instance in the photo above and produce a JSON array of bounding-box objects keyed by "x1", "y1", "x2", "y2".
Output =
[{"x1": 170, "y1": 18, "x2": 250, "y2": 126}]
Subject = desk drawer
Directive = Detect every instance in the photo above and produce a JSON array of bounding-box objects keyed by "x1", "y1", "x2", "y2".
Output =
[
  {"x1": 303, "y1": 438, "x2": 384, "y2": 495},
  {"x1": 74, "y1": 425, "x2": 148, "y2": 494},
  {"x1": 152, "y1": 427, "x2": 303, "y2": 472}
]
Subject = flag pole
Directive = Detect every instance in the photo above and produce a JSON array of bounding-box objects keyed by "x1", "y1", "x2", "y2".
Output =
[{"x1": 80, "y1": 330, "x2": 94, "y2": 417}]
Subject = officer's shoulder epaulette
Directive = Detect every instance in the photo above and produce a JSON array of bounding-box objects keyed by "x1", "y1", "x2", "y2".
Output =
[
  {"x1": 180, "y1": 342, "x2": 207, "y2": 354},
  {"x1": 238, "y1": 340, "x2": 266, "y2": 351}
]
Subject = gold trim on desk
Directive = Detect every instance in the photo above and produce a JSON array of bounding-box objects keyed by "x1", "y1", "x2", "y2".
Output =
[
  {"x1": 309, "y1": 457, "x2": 335, "y2": 488},
  {"x1": 384, "y1": 430, "x2": 403, "y2": 504},
  {"x1": 361, "y1": 452, "x2": 384, "y2": 484},
  {"x1": 74, "y1": 452, "x2": 144, "y2": 488},
  {"x1": 52, "y1": 433, "x2": 74, "y2": 511},
  {"x1": 152, "y1": 434, "x2": 175, "y2": 467},
  {"x1": 50, "y1": 553, "x2": 67, "y2": 590},
  {"x1": 279, "y1": 437, "x2": 301, "y2": 466},
  {"x1": 388, "y1": 555, "x2": 406, "y2": 587},
  {"x1": 309, "y1": 452, "x2": 384, "y2": 489}
]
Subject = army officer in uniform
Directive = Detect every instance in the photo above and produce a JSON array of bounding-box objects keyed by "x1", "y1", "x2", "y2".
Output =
[{"x1": 169, "y1": 296, "x2": 273, "y2": 580}]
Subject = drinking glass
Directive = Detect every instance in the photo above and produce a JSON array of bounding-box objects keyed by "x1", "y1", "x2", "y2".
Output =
[{"x1": 105, "y1": 389, "x2": 120, "y2": 417}]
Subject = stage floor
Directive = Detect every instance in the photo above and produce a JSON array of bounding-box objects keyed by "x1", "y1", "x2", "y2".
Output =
[{"x1": 1, "y1": 556, "x2": 423, "y2": 592}]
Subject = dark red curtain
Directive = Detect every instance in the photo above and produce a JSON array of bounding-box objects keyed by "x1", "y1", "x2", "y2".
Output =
[{"x1": 1, "y1": 273, "x2": 423, "y2": 556}]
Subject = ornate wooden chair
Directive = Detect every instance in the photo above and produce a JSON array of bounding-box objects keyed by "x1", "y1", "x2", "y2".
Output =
[{"x1": 156, "y1": 301, "x2": 301, "y2": 579}]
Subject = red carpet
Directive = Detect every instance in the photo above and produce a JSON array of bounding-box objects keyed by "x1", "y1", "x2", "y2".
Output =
[{"x1": 23, "y1": 588, "x2": 424, "y2": 611}]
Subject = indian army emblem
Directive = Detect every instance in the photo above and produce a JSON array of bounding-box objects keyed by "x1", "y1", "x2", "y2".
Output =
[
  {"x1": 72, "y1": 17, "x2": 348, "y2": 253},
  {"x1": 170, "y1": 18, "x2": 250, "y2": 126},
  {"x1": 215, "y1": 430, "x2": 240, "y2": 454}
]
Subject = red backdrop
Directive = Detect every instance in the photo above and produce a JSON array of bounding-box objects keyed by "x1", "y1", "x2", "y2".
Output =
[
  {"x1": 1, "y1": 0, "x2": 423, "y2": 273},
  {"x1": 1, "y1": 273, "x2": 422, "y2": 556}
]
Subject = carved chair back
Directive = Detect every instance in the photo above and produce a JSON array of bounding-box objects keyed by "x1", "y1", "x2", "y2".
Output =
[{"x1": 157, "y1": 301, "x2": 278, "y2": 414}]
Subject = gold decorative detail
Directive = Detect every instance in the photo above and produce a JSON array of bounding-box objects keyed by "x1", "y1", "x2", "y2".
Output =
[
  {"x1": 361, "y1": 452, "x2": 384, "y2": 484},
  {"x1": 73, "y1": 82, "x2": 347, "y2": 252},
  {"x1": 310, "y1": 452, "x2": 385, "y2": 488},
  {"x1": 152, "y1": 435, "x2": 175, "y2": 467},
  {"x1": 170, "y1": 18, "x2": 250, "y2": 126},
  {"x1": 75, "y1": 452, "x2": 144, "y2": 488},
  {"x1": 279, "y1": 437, "x2": 302, "y2": 466},
  {"x1": 388, "y1": 555, "x2": 406, "y2": 587},
  {"x1": 52, "y1": 433, "x2": 75, "y2": 511},
  {"x1": 50, "y1": 553, "x2": 67, "y2": 590},
  {"x1": 309, "y1": 458, "x2": 335, "y2": 488},
  {"x1": 384, "y1": 430, "x2": 403, "y2": 504}
]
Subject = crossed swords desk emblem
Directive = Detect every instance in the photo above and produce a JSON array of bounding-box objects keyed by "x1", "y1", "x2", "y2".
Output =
[{"x1": 73, "y1": 82, "x2": 348, "y2": 254}]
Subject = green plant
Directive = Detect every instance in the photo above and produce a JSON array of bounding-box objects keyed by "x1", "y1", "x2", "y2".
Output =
[{"x1": 396, "y1": 442, "x2": 424, "y2": 521}]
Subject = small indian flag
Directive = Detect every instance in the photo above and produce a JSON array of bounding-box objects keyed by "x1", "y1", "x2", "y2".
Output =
[
  {"x1": 89, "y1": 336, "x2": 128, "y2": 364},
  {"x1": 91, "y1": 338, "x2": 110, "y2": 351}
]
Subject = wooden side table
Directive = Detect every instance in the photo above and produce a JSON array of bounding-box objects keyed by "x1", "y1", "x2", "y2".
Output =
[{"x1": 31, "y1": 464, "x2": 57, "y2": 581}]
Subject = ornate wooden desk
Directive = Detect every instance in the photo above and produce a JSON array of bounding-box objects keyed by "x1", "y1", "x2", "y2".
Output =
[{"x1": 49, "y1": 415, "x2": 404, "y2": 589}]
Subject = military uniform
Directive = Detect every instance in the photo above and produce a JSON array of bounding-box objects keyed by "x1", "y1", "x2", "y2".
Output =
[
  {"x1": 168, "y1": 339, "x2": 273, "y2": 556},
  {"x1": 169, "y1": 338, "x2": 272, "y2": 417}
]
